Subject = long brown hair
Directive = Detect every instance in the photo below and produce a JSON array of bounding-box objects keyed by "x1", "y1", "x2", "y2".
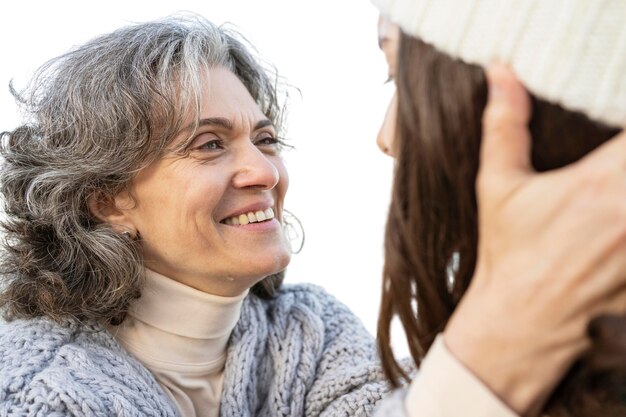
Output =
[{"x1": 377, "y1": 33, "x2": 626, "y2": 415}]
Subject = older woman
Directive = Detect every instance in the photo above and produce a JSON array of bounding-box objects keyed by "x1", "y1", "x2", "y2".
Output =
[{"x1": 0, "y1": 16, "x2": 390, "y2": 416}]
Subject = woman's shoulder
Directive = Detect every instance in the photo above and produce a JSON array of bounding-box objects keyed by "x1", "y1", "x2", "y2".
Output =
[
  {"x1": 246, "y1": 282, "x2": 371, "y2": 342},
  {"x1": 0, "y1": 317, "x2": 176, "y2": 416},
  {"x1": 277, "y1": 282, "x2": 330, "y2": 296},
  {"x1": 223, "y1": 283, "x2": 386, "y2": 416},
  {"x1": 0, "y1": 316, "x2": 103, "y2": 365},
  {"x1": 274, "y1": 282, "x2": 343, "y2": 305},
  {"x1": 0, "y1": 316, "x2": 115, "y2": 360},
  {"x1": 261, "y1": 282, "x2": 355, "y2": 318}
]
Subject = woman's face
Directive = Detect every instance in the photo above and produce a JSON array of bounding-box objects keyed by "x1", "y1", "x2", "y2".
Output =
[
  {"x1": 111, "y1": 67, "x2": 291, "y2": 296},
  {"x1": 377, "y1": 16, "x2": 400, "y2": 157}
]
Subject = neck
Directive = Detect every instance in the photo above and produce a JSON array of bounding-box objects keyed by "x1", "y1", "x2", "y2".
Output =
[{"x1": 109, "y1": 268, "x2": 247, "y2": 368}]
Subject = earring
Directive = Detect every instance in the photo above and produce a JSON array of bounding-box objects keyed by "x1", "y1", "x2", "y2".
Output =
[
  {"x1": 121, "y1": 230, "x2": 133, "y2": 239},
  {"x1": 282, "y1": 209, "x2": 305, "y2": 254}
]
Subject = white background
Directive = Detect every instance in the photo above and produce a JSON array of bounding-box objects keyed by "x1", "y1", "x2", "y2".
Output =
[{"x1": 0, "y1": 0, "x2": 407, "y2": 357}]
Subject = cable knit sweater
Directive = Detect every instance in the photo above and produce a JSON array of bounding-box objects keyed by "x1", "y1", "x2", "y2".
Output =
[{"x1": 0, "y1": 284, "x2": 397, "y2": 416}]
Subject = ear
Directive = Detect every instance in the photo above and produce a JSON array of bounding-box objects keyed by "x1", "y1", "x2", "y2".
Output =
[{"x1": 87, "y1": 190, "x2": 137, "y2": 234}]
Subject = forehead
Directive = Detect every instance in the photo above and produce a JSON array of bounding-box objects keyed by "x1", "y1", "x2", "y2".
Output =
[
  {"x1": 163, "y1": 66, "x2": 271, "y2": 152},
  {"x1": 378, "y1": 16, "x2": 400, "y2": 48},
  {"x1": 200, "y1": 67, "x2": 265, "y2": 120}
]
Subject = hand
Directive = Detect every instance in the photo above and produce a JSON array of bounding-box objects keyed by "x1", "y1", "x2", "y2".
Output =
[{"x1": 444, "y1": 64, "x2": 626, "y2": 416}]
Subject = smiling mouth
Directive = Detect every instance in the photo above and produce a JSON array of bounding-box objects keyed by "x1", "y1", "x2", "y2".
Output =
[{"x1": 222, "y1": 208, "x2": 275, "y2": 225}]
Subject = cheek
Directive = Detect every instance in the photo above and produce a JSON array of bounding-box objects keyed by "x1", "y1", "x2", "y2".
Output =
[
  {"x1": 277, "y1": 158, "x2": 289, "y2": 196},
  {"x1": 272, "y1": 157, "x2": 289, "y2": 205},
  {"x1": 132, "y1": 163, "x2": 225, "y2": 228}
]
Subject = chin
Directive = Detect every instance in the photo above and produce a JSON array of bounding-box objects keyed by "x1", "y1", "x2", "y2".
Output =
[
  {"x1": 254, "y1": 248, "x2": 292, "y2": 277},
  {"x1": 276, "y1": 251, "x2": 292, "y2": 271}
]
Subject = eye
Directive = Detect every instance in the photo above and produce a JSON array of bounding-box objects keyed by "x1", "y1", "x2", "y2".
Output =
[
  {"x1": 192, "y1": 133, "x2": 224, "y2": 152},
  {"x1": 254, "y1": 133, "x2": 281, "y2": 147},
  {"x1": 255, "y1": 135, "x2": 278, "y2": 146},
  {"x1": 198, "y1": 139, "x2": 224, "y2": 151}
]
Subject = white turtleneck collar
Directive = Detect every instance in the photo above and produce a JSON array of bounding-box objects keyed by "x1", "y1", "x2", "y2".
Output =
[{"x1": 108, "y1": 268, "x2": 248, "y2": 416}]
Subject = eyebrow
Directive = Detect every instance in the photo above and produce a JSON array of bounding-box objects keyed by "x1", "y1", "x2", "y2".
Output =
[{"x1": 197, "y1": 117, "x2": 274, "y2": 131}]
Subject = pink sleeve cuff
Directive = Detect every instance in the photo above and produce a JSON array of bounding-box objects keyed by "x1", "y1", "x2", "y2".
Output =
[{"x1": 405, "y1": 334, "x2": 519, "y2": 417}]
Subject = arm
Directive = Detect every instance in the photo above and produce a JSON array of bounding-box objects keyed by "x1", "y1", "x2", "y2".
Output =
[
  {"x1": 444, "y1": 64, "x2": 626, "y2": 416},
  {"x1": 404, "y1": 336, "x2": 517, "y2": 417},
  {"x1": 372, "y1": 336, "x2": 518, "y2": 417}
]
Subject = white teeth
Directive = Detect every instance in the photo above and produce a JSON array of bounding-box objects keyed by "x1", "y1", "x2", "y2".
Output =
[{"x1": 223, "y1": 208, "x2": 274, "y2": 225}]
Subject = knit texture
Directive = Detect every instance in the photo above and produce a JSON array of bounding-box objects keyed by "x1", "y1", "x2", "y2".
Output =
[
  {"x1": 0, "y1": 284, "x2": 400, "y2": 416},
  {"x1": 0, "y1": 318, "x2": 177, "y2": 416},
  {"x1": 371, "y1": 389, "x2": 407, "y2": 417},
  {"x1": 372, "y1": 0, "x2": 626, "y2": 127}
]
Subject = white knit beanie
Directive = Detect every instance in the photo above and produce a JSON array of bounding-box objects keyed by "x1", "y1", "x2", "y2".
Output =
[{"x1": 371, "y1": 0, "x2": 626, "y2": 127}]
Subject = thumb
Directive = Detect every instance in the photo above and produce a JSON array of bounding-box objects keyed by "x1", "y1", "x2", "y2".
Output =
[{"x1": 480, "y1": 63, "x2": 533, "y2": 179}]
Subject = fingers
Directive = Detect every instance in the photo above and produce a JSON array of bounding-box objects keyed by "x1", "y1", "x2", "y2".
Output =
[{"x1": 479, "y1": 63, "x2": 533, "y2": 180}]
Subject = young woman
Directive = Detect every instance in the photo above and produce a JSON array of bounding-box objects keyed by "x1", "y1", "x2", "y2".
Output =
[{"x1": 372, "y1": 1, "x2": 626, "y2": 416}]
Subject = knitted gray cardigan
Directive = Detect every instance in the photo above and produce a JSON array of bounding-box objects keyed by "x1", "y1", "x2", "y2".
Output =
[{"x1": 0, "y1": 284, "x2": 405, "y2": 417}]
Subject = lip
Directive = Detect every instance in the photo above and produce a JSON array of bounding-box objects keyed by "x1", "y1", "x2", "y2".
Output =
[{"x1": 219, "y1": 201, "x2": 275, "y2": 223}]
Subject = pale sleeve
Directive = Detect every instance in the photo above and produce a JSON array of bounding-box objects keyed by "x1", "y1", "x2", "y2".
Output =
[{"x1": 404, "y1": 334, "x2": 519, "y2": 417}]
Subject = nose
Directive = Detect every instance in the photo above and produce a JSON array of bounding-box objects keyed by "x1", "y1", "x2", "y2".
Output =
[
  {"x1": 232, "y1": 143, "x2": 280, "y2": 190},
  {"x1": 377, "y1": 91, "x2": 398, "y2": 157}
]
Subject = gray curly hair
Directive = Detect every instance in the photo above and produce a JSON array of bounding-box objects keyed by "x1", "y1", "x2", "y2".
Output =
[{"x1": 0, "y1": 14, "x2": 286, "y2": 324}]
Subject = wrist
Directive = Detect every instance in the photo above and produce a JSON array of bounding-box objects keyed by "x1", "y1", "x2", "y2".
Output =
[{"x1": 444, "y1": 289, "x2": 584, "y2": 416}]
